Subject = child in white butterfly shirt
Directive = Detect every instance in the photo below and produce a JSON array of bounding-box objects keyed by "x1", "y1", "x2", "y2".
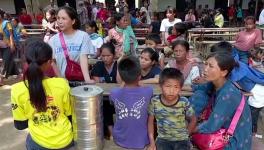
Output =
[{"x1": 110, "y1": 56, "x2": 153, "y2": 149}]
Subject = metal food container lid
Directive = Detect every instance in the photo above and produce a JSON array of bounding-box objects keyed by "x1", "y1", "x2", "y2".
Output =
[{"x1": 71, "y1": 85, "x2": 103, "y2": 98}]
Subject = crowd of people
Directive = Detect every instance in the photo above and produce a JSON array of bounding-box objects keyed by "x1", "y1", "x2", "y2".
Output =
[{"x1": 0, "y1": 0, "x2": 263, "y2": 150}]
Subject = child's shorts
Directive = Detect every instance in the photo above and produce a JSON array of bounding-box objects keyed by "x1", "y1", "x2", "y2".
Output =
[
  {"x1": 114, "y1": 142, "x2": 147, "y2": 150},
  {"x1": 156, "y1": 138, "x2": 191, "y2": 150}
]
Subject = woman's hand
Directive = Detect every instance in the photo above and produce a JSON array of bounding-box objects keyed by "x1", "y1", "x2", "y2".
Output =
[
  {"x1": 84, "y1": 79, "x2": 95, "y2": 84},
  {"x1": 192, "y1": 76, "x2": 206, "y2": 84}
]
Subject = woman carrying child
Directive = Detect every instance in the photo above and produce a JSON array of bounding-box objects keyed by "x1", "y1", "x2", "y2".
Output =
[
  {"x1": 139, "y1": 47, "x2": 161, "y2": 84},
  {"x1": 85, "y1": 20, "x2": 104, "y2": 58},
  {"x1": 106, "y1": 12, "x2": 138, "y2": 58},
  {"x1": 11, "y1": 40, "x2": 74, "y2": 149},
  {"x1": 160, "y1": 7, "x2": 182, "y2": 46},
  {"x1": 167, "y1": 22, "x2": 187, "y2": 44},
  {"x1": 43, "y1": 8, "x2": 59, "y2": 43}
]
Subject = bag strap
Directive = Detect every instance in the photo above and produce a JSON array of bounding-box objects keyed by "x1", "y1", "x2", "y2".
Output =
[
  {"x1": 226, "y1": 95, "x2": 245, "y2": 135},
  {"x1": 59, "y1": 32, "x2": 69, "y2": 59}
]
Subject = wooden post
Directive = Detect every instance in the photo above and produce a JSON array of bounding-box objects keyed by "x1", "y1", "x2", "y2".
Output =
[{"x1": 255, "y1": 0, "x2": 259, "y2": 17}]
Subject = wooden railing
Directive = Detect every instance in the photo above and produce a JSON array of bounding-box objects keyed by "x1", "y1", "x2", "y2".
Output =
[
  {"x1": 187, "y1": 27, "x2": 244, "y2": 58},
  {"x1": 133, "y1": 27, "x2": 149, "y2": 42}
]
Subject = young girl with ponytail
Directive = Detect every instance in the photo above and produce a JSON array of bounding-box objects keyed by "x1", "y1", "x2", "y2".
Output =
[{"x1": 11, "y1": 39, "x2": 74, "y2": 150}]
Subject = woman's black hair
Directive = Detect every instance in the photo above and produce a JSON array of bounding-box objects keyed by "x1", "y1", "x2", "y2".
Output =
[
  {"x1": 166, "y1": 6, "x2": 177, "y2": 15},
  {"x1": 46, "y1": 8, "x2": 57, "y2": 22},
  {"x1": 141, "y1": 47, "x2": 159, "y2": 63},
  {"x1": 207, "y1": 52, "x2": 238, "y2": 78},
  {"x1": 245, "y1": 16, "x2": 256, "y2": 23},
  {"x1": 58, "y1": 6, "x2": 81, "y2": 29},
  {"x1": 172, "y1": 40, "x2": 190, "y2": 52},
  {"x1": 100, "y1": 42, "x2": 115, "y2": 55},
  {"x1": 86, "y1": 20, "x2": 99, "y2": 33},
  {"x1": 168, "y1": 26, "x2": 173, "y2": 35},
  {"x1": 24, "y1": 39, "x2": 53, "y2": 112},
  {"x1": 113, "y1": 12, "x2": 125, "y2": 22},
  {"x1": 210, "y1": 41, "x2": 232, "y2": 53},
  {"x1": 174, "y1": 22, "x2": 187, "y2": 36},
  {"x1": 0, "y1": 9, "x2": 5, "y2": 18}
]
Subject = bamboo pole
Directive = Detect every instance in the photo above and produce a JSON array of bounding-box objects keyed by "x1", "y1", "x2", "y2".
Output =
[{"x1": 255, "y1": 0, "x2": 259, "y2": 17}]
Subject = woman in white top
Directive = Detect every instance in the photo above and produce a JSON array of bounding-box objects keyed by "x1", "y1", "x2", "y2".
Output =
[
  {"x1": 160, "y1": 7, "x2": 182, "y2": 45},
  {"x1": 48, "y1": 6, "x2": 94, "y2": 83},
  {"x1": 166, "y1": 40, "x2": 200, "y2": 85}
]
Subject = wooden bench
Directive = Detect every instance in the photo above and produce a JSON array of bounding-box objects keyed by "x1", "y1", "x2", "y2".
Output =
[
  {"x1": 24, "y1": 28, "x2": 45, "y2": 38},
  {"x1": 23, "y1": 24, "x2": 43, "y2": 29},
  {"x1": 136, "y1": 44, "x2": 165, "y2": 53},
  {"x1": 188, "y1": 27, "x2": 243, "y2": 43},
  {"x1": 195, "y1": 40, "x2": 235, "y2": 58},
  {"x1": 187, "y1": 28, "x2": 245, "y2": 58},
  {"x1": 133, "y1": 27, "x2": 149, "y2": 43},
  {"x1": 22, "y1": 24, "x2": 45, "y2": 37}
]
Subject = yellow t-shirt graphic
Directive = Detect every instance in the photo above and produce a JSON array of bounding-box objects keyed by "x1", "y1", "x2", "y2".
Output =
[{"x1": 11, "y1": 78, "x2": 73, "y2": 149}]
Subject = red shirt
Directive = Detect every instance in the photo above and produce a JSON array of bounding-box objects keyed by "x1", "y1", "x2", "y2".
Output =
[
  {"x1": 35, "y1": 14, "x2": 44, "y2": 24},
  {"x1": 167, "y1": 35, "x2": 177, "y2": 43},
  {"x1": 228, "y1": 7, "x2": 235, "y2": 17},
  {"x1": 19, "y1": 14, "x2": 32, "y2": 25},
  {"x1": 97, "y1": 9, "x2": 108, "y2": 22}
]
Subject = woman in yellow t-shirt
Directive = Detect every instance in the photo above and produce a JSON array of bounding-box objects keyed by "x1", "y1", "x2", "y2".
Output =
[
  {"x1": 214, "y1": 9, "x2": 224, "y2": 28},
  {"x1": 11, "y1": 40, "x2": 74, "y2": 149}
]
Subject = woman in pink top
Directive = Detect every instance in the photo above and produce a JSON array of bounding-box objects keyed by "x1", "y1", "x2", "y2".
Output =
[
  {"x1": 185, "y1": 9, "x2": 196, "y2": 22},
  {"x1": 234, "y1": 16, "x2": 262, "y2": 64}
]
